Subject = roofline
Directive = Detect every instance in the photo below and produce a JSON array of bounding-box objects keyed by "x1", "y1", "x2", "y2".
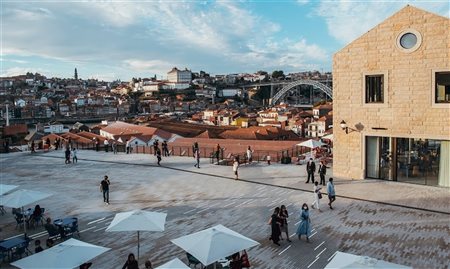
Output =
[{"x1": 333, "y1": 4, "x2": 450, "y2": 56}]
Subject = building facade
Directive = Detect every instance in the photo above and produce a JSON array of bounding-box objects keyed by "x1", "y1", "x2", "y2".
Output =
[
  {"x1": 333, "y1": 6, "x2": 450, "y2": 187},
  {"x1": 167, "y1": 67, "x2": 192, "y2": 83}
]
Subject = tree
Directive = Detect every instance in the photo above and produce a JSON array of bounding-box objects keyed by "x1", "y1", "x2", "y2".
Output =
[
  {"x1": 271, "y1": 70, "x2": 285, "y2": 80},
  {"x1": 74, "y1": 68, "x2": 78, "y2": 80}
]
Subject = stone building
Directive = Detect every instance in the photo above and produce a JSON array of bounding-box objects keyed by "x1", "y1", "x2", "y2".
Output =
[{"x1": 333, "y1": 5, "x2": 449, "y2": 187}]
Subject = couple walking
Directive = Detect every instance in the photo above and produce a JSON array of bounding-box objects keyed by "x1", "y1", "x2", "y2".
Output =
[
  {"x1": 269, "y1": 205, "x2": 291, "y2": 246},
  {"x1": 311, "y1": 178, "x2": 336, "y2": 211}
]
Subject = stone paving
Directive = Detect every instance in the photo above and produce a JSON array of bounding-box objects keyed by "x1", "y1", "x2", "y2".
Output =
[{"x1": 0, "y1": 150, "x2": 449, "y2": 269}]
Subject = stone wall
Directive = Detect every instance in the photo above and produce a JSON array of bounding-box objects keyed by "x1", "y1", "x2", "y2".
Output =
[{"x1": 333, "y1": 5, "x2": 450, "y2": 179}]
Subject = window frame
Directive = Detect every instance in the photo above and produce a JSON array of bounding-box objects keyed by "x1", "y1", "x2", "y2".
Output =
[
  {"x1": 396, "y1": 29, "x2": 422, "y2": 53},
  {"x1": 362, "y1": 71, "x2": 389, "y2": 108},
  {"x1": 432, "y1": 69, "x2": 450, "y2": 108}
]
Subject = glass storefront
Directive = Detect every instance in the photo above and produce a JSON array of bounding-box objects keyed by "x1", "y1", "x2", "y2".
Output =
[{"x1": 366, "y1": 136, "x2": 450, "y2": 187}]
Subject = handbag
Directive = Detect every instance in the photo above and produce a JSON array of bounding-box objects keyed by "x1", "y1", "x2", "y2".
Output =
[{"x1": 318, "y1": 192, "x2": 323, "y2": 199}]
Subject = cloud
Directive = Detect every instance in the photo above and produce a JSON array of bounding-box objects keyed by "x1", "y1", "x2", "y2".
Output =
[
  {"x1": 297, "y1": 0, "x2": 310, "y2": 5},
  {"x1": 2, "y1": 1, "x2": 330, "y2": 78},
  {"x1": 1, "y1": 67, "x2": 49, "y2": 77},
  {"x1": 316, "y1": 0, "x2": 450, "y2": 44}
]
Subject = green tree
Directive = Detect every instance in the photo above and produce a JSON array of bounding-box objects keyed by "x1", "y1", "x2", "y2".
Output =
[{"x1": 271, "y1": 70, "x2": 285, "y2": 79}]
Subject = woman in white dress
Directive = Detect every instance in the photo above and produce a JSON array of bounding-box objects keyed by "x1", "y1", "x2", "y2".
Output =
[{"x1": 311, "y1": 181, "x2": 322, "y2": 211}]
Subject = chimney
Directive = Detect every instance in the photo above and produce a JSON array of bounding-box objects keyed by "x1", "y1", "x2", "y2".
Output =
[{"x1": 5, "y1": 104, "x2": 9, "y2": 126}]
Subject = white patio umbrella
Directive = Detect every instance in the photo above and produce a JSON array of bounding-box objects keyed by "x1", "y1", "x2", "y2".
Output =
[
  {"x1": 322, "y1": 134, "x2": 334, "y2": 141},
  {"x1": 0, "y1": 184, "x2": 18, "y2": 195},
  {"x1": 171, "y1": 224, "x2": 259, "y2": 267},
  {"x1": 325, "y1": 251, "x2": 412, "y2": 269},
  {"x1": 297, "y1": 139, "x2": 326, "y2": 158},
  {"x1": 106, "y1": 209, "x2": 167, "y2": 259},
  {"x1": 155, "y1": 258, "x2": 190, "y2": 269},
  {"x1": 11, "y1": 238, "x2": 111, "y2": 269},
  {"x1": 1, "y1": 189, "x2": 51, "y2": 235}
]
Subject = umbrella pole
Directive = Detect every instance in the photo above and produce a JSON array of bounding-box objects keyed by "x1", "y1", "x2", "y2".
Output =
[
  {"x1": 137, "y1": 231, "x2": 140, "y2": 260},
  {"x1": 22, "y1": 206, "x2": 27, "y2": 237}
]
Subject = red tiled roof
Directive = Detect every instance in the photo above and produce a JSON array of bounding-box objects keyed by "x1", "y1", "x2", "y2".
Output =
[{"x1": 3, "y1": 124, "x2": 28, "y2": 136}]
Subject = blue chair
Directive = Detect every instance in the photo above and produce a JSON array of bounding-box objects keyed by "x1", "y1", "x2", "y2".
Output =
[
  {"x1": 14, "y1": 214, "x2": 25, "y2": 230},
  {"x1": 64, "y1": 218, "x2": 80, "y2": 238}
]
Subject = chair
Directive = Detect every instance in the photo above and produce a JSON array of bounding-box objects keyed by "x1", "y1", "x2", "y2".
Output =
[
  {"x1": 14, "y1": 214, "x2": 25, "y2": 230},
  {"x1": 64, "y1": 218, "x2": 80, "y2": 238},
  {"x1": 187, "y1": 252, "x2": 201, "y2": 268}
]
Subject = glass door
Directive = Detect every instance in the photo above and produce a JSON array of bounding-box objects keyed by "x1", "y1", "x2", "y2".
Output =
[{"x1": 366, "y1": 136, "x2": 380, "y2": 178}]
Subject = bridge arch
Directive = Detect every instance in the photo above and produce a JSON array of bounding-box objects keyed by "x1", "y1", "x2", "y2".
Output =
[{"x1": 270, "y1": 79, "x2": 332, "y2": 105}]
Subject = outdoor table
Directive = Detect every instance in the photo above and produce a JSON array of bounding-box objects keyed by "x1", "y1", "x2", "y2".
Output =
[
  {"x1": 0, "y1": 237, "x2": 28, "y2": 261},
  {"x1": 54, "y1": 217, "x2": 76, "y2": 227}
]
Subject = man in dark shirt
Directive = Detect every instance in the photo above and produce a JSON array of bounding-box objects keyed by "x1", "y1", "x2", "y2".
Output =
[
  {"x1": 305, "y1": 158, "x2": 316, "y2": 183},
  {"x1": 100, "y1": 175, "x2": 110, "y2": 204}
]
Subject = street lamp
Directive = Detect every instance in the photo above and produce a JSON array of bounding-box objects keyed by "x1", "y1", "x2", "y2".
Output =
[{"x1": 340, "y1": 120, "x2": 358, "y2": 134}]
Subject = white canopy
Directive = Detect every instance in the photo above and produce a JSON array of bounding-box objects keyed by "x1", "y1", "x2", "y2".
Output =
[
  {"x1": 106, "y1": 209, "x2": 167, "y2": 259},
  {"x1": 0, "y1": 189, "x2": 51, "y2": 208},
  {"x1": 0, "y1": 184, "x2": 18, "y2": 196},
  {"x1": 155, "y1": 258, "x2": 190, "y2": 269},
  {"x1": 11, "y1": 238, "x2": 110, "y2": 269},
  {"x1": 322, "y1": 134, "x2": 334, "y2": 141},
  {"x1": 325, "y1": 251, "x2": 412, "y2": 269},
  {"x1": 171, "y1": 224, "x2": 259, "y2": 266},
  {"x1": 297, "y1": 139, "x2": 325, "y2": 149}
]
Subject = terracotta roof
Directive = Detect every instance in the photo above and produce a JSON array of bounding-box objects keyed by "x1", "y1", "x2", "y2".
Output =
[
  {"x1": 3, "y1": 124, "x2": 28, "y2": 136},
  {"x1": 60, "y1": 132, "x2": 93, "y2": 144},
  {"x1": 77, "y1": 131, "x2": 106, "y2": 142},
  {"x1": 101, "y1": 121, "x2": 158, "y2": 136}
]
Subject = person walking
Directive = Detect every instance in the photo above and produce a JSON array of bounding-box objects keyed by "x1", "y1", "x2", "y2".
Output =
[
  {"x1": 162, "y1": 140, "x2": 169, "y2": 156},
  {"x1": 104, "y1": 139, "x2": 109, "y2": 152},
  {"x1": 305, "y1": 158, "x2": 316, "y2": 183},
  {"x1": 112, "y1": 141, "x2": 117, "y2": 154},
  {"x1": 296, "y1": 203, "x2": 312, "y2": 242},
  {"x1": 95, "y1": 139, "x2": 99, "y2": 152},
  {"x1": 215, "y1": 144, "x2": 221, "y2": 163},
  {"x1": 100, "y1": 175, "x2": 110, "y2": 205},
  {"x1": 192, "y1": 141, "x2": 199, "y2": 155},
  {"x1": 122, "y1": 253, "x2": 139, "y2": 269},
  {"x1": 311, "y1": 181, "x2": 322, "y2": 211},
  {"x1": 318, "y1": 160, "x2": 328, "y2": 186},
  {"x1": 267, "y1": 155, "x2": 271, "y2": 165},
  {"x1": 126, "y1": 140, "x2": 130, "y2": 154},
  {"x1": 279, "y1": 205, "x2": 291, "y2": 242},
  {"x1": 72, "y1": 148, "x2": 78, "y2": 163},
  {"x1": 194, "y1": 149, "x2": 200, "y2": 168},
  {"x1": 327, "y1": 177, "x2": 336, "y2": 210},
  {"x1": 269, "y1": 207, "x2": 282, "y2": 246},
  {"x1": 153, "y1": 140, "x2": 159, "y2": 156},
  {"x1": 31, "y1": 141, "x2": 36, "y2": 153},
  {"x1": 65, "y1": 147, "x2": 71, "y2": 164},
  {"x1": 246, "y1": 146, "x2": 253, "y2": 163},
  {"x1": 233, "y1": 157, "x2": 239, "y2": 180},
  {"x1": 156, "y1": 147, "x2": 162, "y2": 166}
]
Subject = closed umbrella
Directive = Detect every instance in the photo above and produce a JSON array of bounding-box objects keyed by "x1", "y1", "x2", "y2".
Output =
[
  {"x1": 171, "y1": 224, "x2": 259, "y2": 267},
  {"x1": 0, "y1": 184, "x2": 18, "y2": 195},
  {"x1": 155, "y1": 258, "x2": 190, "y2": 269},
  {"x1": 325, "y1": 251, "x2": 412, "y2": 269},
  {"x1": 11, "y1": 238, "x2": 110, "y2": 269},
  {"x1": 106, "y1": 209, "x2": 166, "y2": 259},
  {"x1": 1, "y1": 189, "x2": 51, "y2": 235}
]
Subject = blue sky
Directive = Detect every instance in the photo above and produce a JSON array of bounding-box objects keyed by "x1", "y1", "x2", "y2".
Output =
[{"x1": 1, "y1": 0, "x2": 449, "y2": 81}]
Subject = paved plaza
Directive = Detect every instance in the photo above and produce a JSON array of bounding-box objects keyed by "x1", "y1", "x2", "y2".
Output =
[{"x1": 0, "y1": 150, "x2": 449, "y2": 268}]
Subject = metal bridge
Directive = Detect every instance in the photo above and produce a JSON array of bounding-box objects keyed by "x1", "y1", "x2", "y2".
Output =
[{"x1": 270, "y1": 79, "x2": 333, "y2": 105}]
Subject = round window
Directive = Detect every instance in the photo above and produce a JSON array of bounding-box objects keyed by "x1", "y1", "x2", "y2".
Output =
[
  {"x1": 396, "y1": 29, "x2": 422, "y2": 53},
  {"x1": 399, "y1": 33, "x2": 417, "y2": 49}
]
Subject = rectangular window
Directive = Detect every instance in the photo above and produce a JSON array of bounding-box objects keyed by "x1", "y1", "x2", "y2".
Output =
[
  {"x1": 365, "y1": 75, "x2": 384, "y2": 103},
  {"x1": 435, "y1": 72, "x2": 450, "y2": 103}
]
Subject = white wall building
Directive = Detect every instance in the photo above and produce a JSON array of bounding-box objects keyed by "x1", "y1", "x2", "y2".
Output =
[{"x1": 167, "y1": 67, "x2": 192, "y2": 83}]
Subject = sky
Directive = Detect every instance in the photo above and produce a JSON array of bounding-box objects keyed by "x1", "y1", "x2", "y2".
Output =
[{"x1": 1, "y1": 0, "x2": 449, "y2": 81}]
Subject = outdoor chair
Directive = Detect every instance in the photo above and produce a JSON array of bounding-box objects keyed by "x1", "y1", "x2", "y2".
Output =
[
  {"x1": 187, "y1": 252, "x2": 202, "y2": 268},
  {"x1": 14, "y1": 214, "x2": 25, "y2": 229},
  {"x1": 64, "y1": 218, "x2": 80, "y2": 238}
]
